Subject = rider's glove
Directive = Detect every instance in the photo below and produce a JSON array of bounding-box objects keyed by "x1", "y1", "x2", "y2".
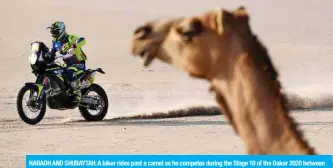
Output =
[{"x1": 44, "y1": 51, "x2": 55, "y2": 62}]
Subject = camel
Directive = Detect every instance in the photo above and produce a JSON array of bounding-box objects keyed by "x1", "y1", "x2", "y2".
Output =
[{"x1": 130, "y1": 6, "x2": 316, "y2": 154}]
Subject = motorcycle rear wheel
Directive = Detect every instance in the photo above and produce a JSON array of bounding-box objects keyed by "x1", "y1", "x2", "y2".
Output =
[
  {"x1": 16, "y1": 85, "x2": 46, "y2": 125},
  {"x1": 79, "y1": 83, "x2": 108, "y2": 121}
]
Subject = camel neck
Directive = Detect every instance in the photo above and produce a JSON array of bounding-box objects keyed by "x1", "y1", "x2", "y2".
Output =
[{"x1": 211, "y1": 49, "x2": 315, "y2": 154}]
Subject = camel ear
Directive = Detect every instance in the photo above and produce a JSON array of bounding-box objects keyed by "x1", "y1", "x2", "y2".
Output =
[
  {"x1": 233, "y1": 6, "x2": 249, "y2": 20},
  {"x1": 214, "y1": 6, "x2": 249, "y2": 35},
  {"x1": 237, "y1": 6, "x2": 246, "y2": 13},
  {"x1": 222, "y1": 9, "x2": 235, "y2": 28},
  {"x1": 214, "y1": 8, "x2": 234, "y2": 35}
]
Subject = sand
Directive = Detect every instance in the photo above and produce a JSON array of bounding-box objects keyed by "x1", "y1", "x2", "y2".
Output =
[{"x1": 1, "y1": 0, "x2": 333, "y2": 167}]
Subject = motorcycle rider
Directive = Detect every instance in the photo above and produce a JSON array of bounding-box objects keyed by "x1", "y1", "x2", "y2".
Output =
[{"x1": 45, "y1": 21, "x2": 87, "y2": 104}]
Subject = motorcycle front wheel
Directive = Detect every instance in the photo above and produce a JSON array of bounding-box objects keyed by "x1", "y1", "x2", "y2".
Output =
[
  {"x1": 79, "y1": 83, "x2": 109, "y2": 121},
  {"x1": 16, "y1": 85, "x2": 46, "y2": 125}
]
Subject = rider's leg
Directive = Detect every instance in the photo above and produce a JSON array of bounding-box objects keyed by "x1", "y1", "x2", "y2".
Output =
[{"x1": 65, "y1": 63, "x2": 86, "y2": 102}]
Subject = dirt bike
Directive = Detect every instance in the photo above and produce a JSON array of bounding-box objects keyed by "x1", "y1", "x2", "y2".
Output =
[{"x1": 16, "y1": 41, "x2": 109, "y2": 125}]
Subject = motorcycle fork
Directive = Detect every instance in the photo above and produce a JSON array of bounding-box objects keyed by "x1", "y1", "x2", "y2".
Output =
[{"x1": 32, "y1": 77, "x2": 48, "y2": 104}]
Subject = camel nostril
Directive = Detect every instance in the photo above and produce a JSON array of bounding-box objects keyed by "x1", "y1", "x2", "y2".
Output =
[
  {"x1": 134, "y1": 25, "x2": 152, "y2": 40},
  {"x1": 143, "y1": 26, "x2": 152, "y2": 34}
]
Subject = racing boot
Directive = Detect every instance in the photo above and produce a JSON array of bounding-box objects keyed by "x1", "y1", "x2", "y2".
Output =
[
  {"x1": 72, "y1": 89, "x2": 82, "y2": 104},
  {"x1": 70, "y1": 79, "x2": 82, "y2": 105}
]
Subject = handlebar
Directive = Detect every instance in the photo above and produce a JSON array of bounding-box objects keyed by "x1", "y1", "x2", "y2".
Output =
[
  {"x1": 42, "y1": 48, "x2": 74, "y2": 64},
  {"x1": 54, "y1": 48, "x2": 74, "y2": 59},
  {"x1": 54, "y1": 55, "x2": 62, "y2": 59},
  {"x1": 42, "y1": 54, "x2": 65, "y2": 66}
]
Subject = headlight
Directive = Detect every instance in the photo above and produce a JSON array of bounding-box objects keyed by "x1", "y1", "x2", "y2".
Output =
[
  {"x1": 29, "y1": 52, "x2": 38, "y2": 65},
  {"x1": 30, "y1": 43, "x2": 40, "y2": 65}
]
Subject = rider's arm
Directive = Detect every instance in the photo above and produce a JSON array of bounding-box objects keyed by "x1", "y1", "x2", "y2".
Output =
[
  {"x1": 50, "y1": 46, "x2": 57, "y2": 54},
  {"x1": 45, "y1": 42, "x2": 57, "y2": 59},
  {"x1": 73, "y1": 36, "x2": 86, "y2": 48},
  {"x1": 49, "y1": 40, "x2": 58, "y2": 55},
  {"x1": 44, "y1": 41, "x2": 58, "y2": 61}
]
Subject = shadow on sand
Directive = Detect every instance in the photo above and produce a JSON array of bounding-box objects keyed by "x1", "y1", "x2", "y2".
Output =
[
  {"x1": 68, "y1": 119, "x2": 333, "y2": 127},
  {"x1": 35, "y1": 105, "x2": 333, "y2": 127}
]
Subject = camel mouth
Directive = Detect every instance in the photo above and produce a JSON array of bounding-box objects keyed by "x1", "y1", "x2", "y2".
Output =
[{"x1": 138, "y1": 49, "x2": 155, "y2": 67}]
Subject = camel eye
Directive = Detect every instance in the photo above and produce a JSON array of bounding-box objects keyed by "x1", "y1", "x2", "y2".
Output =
[
  {"x1": 176, "y1": 19, "x2": 203, "y2": 42},
  {"x1": 134, "y1": 25, "x2": 152, "y2": 40}
]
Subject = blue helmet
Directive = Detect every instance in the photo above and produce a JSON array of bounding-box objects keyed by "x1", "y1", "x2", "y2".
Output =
[{"x1": 47, "y1": 21, "x2": 67, "y2": 41}]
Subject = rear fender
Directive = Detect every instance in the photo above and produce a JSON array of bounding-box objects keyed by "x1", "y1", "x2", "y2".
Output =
[
  {"x1": 95, "y1": 68, "x2": 105, "y2": 74},
  {"x1": 87, "y1": 68, "x2": 105, "y2": 74},
  {"x1": 80, "y1": 68, "x2": 105, "y2": 89}
]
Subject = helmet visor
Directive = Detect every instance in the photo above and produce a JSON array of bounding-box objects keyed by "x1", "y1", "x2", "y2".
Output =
[{"x1": 50, "y1": 29, "x2": 61, "y2": 37}]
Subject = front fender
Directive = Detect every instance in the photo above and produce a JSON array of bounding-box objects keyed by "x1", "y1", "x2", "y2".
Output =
[
  {"x1": 24, "y1": 82, "x2": 45, "y2": 98},
  {"x1": 25, "y1": 82, "x2": 37, "y2": 87}
]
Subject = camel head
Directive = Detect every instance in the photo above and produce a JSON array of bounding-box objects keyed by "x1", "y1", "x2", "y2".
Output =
[
  {"x1": 131, "y1": 6, "x2": 251, "y2": 80},
  {"x1": 131, "y1": 7, "x2": 318, "y2": 154}
]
